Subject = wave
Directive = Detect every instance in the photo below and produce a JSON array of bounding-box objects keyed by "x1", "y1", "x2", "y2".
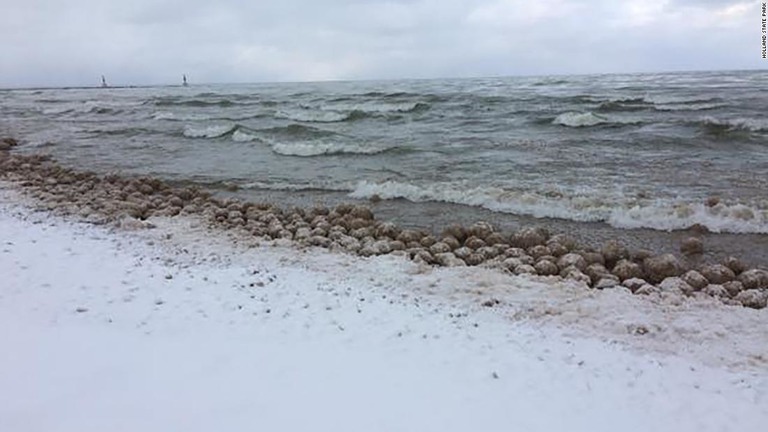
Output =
[
  {"x1": 85, "y1": 127, "x2": 156, "y2": 137},
  {"x1": 152, "y1": 110, "x2": 266, "y2": 122},
  {"x1": 240, "y1": 180, "x2": 352, "y2": 192},
  {"x1": 41, "y1": 106, "x2": 78, "y2": 115},
  {"x1": 41, "y1": 101, "x2": 122, "y2": 115},
  {"x1": 228, "y1": 124, "x2": 408, "y2": 156},
  {"x1": 153, "y1": 98, "x2": 237, "y2": 108},
  {"x1": 552, "y1": 111, "x2": 639, "y2": 128},
  {"x1": 268, "y1": 124, "x2": 337, "y2": 138},
  {"x1": 596, "y1": 98, "x2": 650, "y2": 113},
  {"x1": 271, "y1": 100, "x2": 427, "y2": 124},
  {"x1": 546, "y1": 95, "x2": 596, "y2": 105},
  {"x1": 349, "y1": 180, "x2": 768, "y2": 234},
  {"x1": 552, "y1": 112, "x2": 609, "y2": 127},
  {"x1": 553, "y1": 94, "x2": 725, "y2": 114},
  {"x1": 325, "y1": 101, "x2": 429, "y2": 114},
  {"x1": 608, "y1": 203, "x2": 768, "y2": 233},
  {"x1": 532, "y1": 78, "x2": 570, "y2": 86},
  {"x1": 643, "y1": 95, "x2": 722, "y2": 106},
  {"x1": 653, "y1": 102, "x2": 725, "y2": 112},
  {"x1": 153, "y1": 111, "x2": 216, "y2": 121},
  {"x1": 232, "y1": 129, "x2": 259, "y2": 142},
  {"x1": 360, "y1": 91, "x2": 420, "y2": 98},
  {"x1": 698, "y1": 117, "x2": 768, "y2": 134},
  {"x1": 269, "y1": 141, "x2": 397, "y2": 157},
  {"x1": 276, "y1": 109, "x2": 369, "y2": 123},
  {"x1": 183, "y1": 123, "x2": 237, "y2": 138}
]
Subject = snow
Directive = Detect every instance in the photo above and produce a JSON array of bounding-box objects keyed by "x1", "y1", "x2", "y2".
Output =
[{"x1": 0, "y1": 186, "x2": 766, "y2": 432}]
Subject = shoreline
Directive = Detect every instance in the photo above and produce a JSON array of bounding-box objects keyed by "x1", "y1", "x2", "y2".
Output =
[
  {"x1": 213, "y1": 185, "x2": 768, "y2": 269},
  {"x1": 2, "y1": 146, "x2": 768, "y2": 430},
  {"x1": 1, "y1": 169, "x2": 768, "y2": 431},
  {"x1": 1, "y1": 145, "x2": 766, "y2": 309},
  {"x1": 2, "y1": 181, "x2": 767, "y2": 371}
]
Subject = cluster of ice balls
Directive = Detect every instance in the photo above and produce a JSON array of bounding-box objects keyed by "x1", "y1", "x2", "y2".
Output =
[{"x1": 1, "y1": 148, "x2": 766, "y2": 309}]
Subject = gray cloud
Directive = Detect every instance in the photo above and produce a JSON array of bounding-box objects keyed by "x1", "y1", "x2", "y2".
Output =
[{"x1": 0, "y1": 0, "x2": 760, "y2": 87}]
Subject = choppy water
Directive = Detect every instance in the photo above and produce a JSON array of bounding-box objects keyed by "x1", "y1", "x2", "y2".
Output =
[{"x1": 2, "y1": 70, "x2": 768, "y2": 237}]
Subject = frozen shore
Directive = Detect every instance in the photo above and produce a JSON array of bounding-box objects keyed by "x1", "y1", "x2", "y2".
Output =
[
  {"x1": 2, "y1": 150, "x2": 767, "y2": 308},
  {"x1": 1, "y1": 185, "x2": 767, "y2": 432}
]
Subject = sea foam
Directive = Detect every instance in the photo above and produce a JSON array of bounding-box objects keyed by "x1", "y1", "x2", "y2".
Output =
[{"x1": 350, "y1": 180, "x2": 768, "y2": 234}]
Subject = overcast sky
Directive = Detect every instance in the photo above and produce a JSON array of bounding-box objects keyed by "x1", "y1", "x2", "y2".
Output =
[{"x1": 0, "y1": 0, "x2": 762, "y2": 87}]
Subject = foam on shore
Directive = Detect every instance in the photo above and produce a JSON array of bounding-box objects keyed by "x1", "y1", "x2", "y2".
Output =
[{"x1": 350, "y1": 180, "x2": 768, "y2": 234}]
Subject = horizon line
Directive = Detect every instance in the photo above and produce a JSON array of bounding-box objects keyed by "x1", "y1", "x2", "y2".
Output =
[{"x1": 1, "y1": 67, "x2": 764, "y2": 91}]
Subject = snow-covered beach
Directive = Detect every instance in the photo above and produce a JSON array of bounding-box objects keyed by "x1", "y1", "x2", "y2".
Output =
[{"x1": 1, "y1": 183, "x2": 767, "y2": 432}]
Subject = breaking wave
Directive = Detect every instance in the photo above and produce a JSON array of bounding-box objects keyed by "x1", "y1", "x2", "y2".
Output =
[
  {"x1": 607, "y1": 203, "x2": 768, "y2": 233},
  {"x1": 697, "y1": 117, "x2": 768, "y2": 134},
  {"x1": 182, "y1": 123, "x2": 237, "y2": 138},
  {"x1": 41, "y1": 101, "x2": 125, "y2": 115},
  {"x1": 552, "y1": 112, "x2": 641, "y2": 128},
  {"x1": 350, "y1": 180, "x2": 768, "y2": 234},
  {"x1": 328, "y1": 101, "x2": 429, "y2": 114},
  {"x1": 276, "y1": 109, "x2": 369, "y2": 123},
  {"x1": 654, "y1": 102, "x2": 725, "y2": 112},
  {"x1": 643, "y1": 95, "x2": 722, "y2": 105},
  {"x1": 152, "y1": 111, "x2": 265, "y2": 122},
  {"x1": 153, "y1": 111, "x2": 217, "y2": 121},
  {"x1": 269, "y1": 141, "x2": 391, "y2": 157},
  {"x1": 240, "y1": 180, "x2": 352, "y2": 192},
  {"x1": 231, "y1": 129, "x2": 259, "y2": 142},
  {"x1": 271, "y1": 100, "x2": 428, "y2": 124},
  {"x1": 553, "y1": 112, "x2": 609, "y2": 127},
  {"x1": 560, "y1": 95, "x2": 726, "y2": 114},
  {"x1": 228, "y1": 124, "x2": 410, "y2": 156},
  {"x1": 596, "y1": 98, "x2": 649, "y2": 113},
  {"x1": 183, "y1": 122, "x2": 337, "y2": 140}
]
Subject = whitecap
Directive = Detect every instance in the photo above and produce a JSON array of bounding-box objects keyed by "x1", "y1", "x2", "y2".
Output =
[
  {"x1": 323, "y1": 101, "x2": 425, "y2": 114},
  {"x1": 700, "y1": 116, "x2": 768, "y2": 132},
  {"x1": 552, "y1": 112, "x2": 609, "y2": 127},
  {"x1": 350, "y1": 180, "x2": 768, "y2": 234},
  {"x1": 608, "y1": 203, "x2": 768, "y2": 233},
  {"x1": 654, "y1": 102, "x2": 724, "y2": 112},
  {"x1": 240, "y1": 180, "x2": 352, "y2": 192},
  {"x1": 270, "y1": 140, "x2": 388, "y2": 157},
  {"x1": 276, "y1": 109, "x2": 351, "y2": 123},
  {"x1": 350, "y1": 180, "x2": 612, "y2": 222},
  {"x1": 232, "y1": 129, "x2": 259, "y2": 142},
  {"x1": 152, "y1": 111, "x2": 177, "y2": 120},
  {"x1": 42, "y1": 100, "x2": 132, "y2": 115},
  {"x1": 153, "y1": 112, "x2": 215, "y2": 121}
]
